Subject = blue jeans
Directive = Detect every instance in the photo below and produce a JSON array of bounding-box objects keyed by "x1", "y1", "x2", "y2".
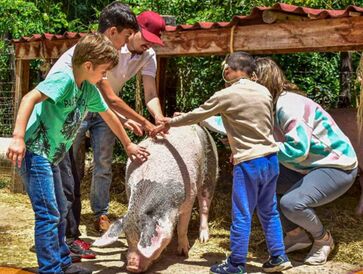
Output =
[
  {"x1": 73, "y1": 112, "x2": 115, "y2": 217},
  {"x1": 230, "y1": 154, "x2": 285, "y2": 265},
  {"x1": 19, "y1": 151, "x2": 72, "y2": 274}
]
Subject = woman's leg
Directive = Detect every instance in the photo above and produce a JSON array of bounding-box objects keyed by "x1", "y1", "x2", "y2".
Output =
[{"x1": 280, "y1": 167, "x2": 357, "y2": 238}]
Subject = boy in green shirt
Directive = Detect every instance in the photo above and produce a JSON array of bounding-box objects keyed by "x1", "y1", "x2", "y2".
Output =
[{"x1": 7, "y1": 33, "x2": 149, "y2": 274}]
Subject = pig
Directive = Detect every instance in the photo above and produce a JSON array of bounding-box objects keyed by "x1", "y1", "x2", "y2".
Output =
[
  {"x1": 328, "y1": 108, "x2": 363, "y2": 214},
  {"x1": 93, "y1": 125, "x2": 218, "y2": 273}
]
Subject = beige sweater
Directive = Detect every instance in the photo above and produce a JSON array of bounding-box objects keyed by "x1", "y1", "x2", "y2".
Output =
[{"x1": 170, "y1": 79, "x2": 279, "y2": 165}]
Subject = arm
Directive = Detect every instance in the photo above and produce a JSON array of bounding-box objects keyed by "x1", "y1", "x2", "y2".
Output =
[
  {"x1": 97, "y1": 79, "x2": 155, "y2": 134},
  {"x1": 7, "y1": 89, "x2": 48, "y2": 167},
  {"x1": 153, "y1": 92, "x2": 224, "y2": 135},
  {"x1": 170, "y1": 93, "x2": 223, "y2": 127},
  {"x1": 275, "y1": 107, "x2": 313, "y2": 164},
  {"x1": 99, "y1": 109, "x2": 149, "y2": 162},
  {"x1": 143, "y1": 75, "x2": 164, "y2": 124}
]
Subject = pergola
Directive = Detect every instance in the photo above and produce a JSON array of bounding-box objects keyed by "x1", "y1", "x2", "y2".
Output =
[{"x1": 9, "y1": 2, "x2": 363, "y2": 191}]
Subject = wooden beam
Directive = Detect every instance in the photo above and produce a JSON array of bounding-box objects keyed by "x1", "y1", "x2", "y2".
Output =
[
  {"x1": 154, "y1": 16, "x2": 363, "y2": 56},
  {"x1": 262, "y1": 10, "x2": 308, "y2": 24},
  {"x1": 13, "y1": 38, "x2": 78, "y2": 60}
]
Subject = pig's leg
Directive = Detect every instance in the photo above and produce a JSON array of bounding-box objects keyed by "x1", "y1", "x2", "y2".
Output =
[
  {"x1": 357, "y1": 173, "x2": 363, "y2": 215},
  {"x1": 197, "y1": 180, "x2": 215, "y2": 243},
  {"x1": 177, "y1": 201, "x2": 194, "y2": 256}
]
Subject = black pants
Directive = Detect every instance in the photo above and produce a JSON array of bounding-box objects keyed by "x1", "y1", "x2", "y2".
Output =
[{"x1": 59, "y1": 146, "x2": 81, "y2": 243}]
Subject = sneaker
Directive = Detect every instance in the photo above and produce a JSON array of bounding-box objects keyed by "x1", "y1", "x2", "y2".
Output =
[
  {"x1": 262, "y1": 254, "x2": 293, "y2": 273},
  {"x1": 304, "y1": 231, "x2": 335, "y2": 265},
  {"x1": 68, "y1": 241, "x2": 97, "y2": 260},
  {"x1": 94, "y1": 215, "x2": 111, "y2": 233},
  {"x1": 62, "y1": 264, "x2": 92, "y2": 274},
  {"x1": 70, "y1": 252, "x2": 82, "y2": 263},
  {"x1": 210, "y1": 257, "x2": 246, "y2": 274},
  {"x1": 73, "y1": 239, "x2": 91, "y2": 250},
  {"x1": 285, "y1": 229, "x2": 312, "y2": 253}
]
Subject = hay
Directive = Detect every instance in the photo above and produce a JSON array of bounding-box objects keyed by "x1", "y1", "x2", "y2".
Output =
[{"x1": 1, "y1": 152, "x2": 363, "y2": 270}]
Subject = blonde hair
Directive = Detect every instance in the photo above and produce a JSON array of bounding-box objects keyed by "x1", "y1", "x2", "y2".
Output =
[
  {"x1": 72, "y1": 33, "x2": 119, "y2": 69},
  {"x1": 255, "y1": 57, "x2": 304, "y2": 109}
]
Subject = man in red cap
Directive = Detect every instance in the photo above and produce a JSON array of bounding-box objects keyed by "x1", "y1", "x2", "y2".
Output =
[{"x1": 72, "y1": 10, "x2": 167, "y2": 233}]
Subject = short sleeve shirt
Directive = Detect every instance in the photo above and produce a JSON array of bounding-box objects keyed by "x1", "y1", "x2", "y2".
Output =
[
  {"x1": 25, "y1": 68, "x2": 108, "y2": 164},
  {"x1": 106, "y1": 45, "x2": 157, "y2": 95}
]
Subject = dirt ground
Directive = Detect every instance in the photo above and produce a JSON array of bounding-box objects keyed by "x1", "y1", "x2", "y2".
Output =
[
  {"x1": 1, "y1": 188, "x2": 363, "y2": 274},
  {"x1": 1, "y1": 159, "x2": 363, "y2": 273}
]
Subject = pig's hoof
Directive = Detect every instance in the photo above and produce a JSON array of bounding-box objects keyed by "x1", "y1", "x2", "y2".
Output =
[
  {"x1": 199, "y1": 228, "x2": 209, "y2": 243},
  {"x1": 356, "y1": 202, "x2": 363, "y2": 215},
  {"x1": 177, "y1": 238, "x2": 190, "y2": 256}
]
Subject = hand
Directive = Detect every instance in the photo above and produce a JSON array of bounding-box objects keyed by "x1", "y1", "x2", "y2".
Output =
[
  {"x1": 173, "y1": 112, "x2": 184, "y2": 117},
  {"x1": 124, "y1": 119, "x2": 143, "y2": 136},
  {"x1": 142, "y1": 119, "x2": 156, "y2": 137},
  {"x1": 151, "y1": 117, "x2": 171, "y2": 137},
  {"x1": 154, "y1": 115, "x2": 169, "y2": 136},
  {"x1": 6, "y1": 137, "x2": 26, "y2": 168},
  {"x1": 126, "y1": 143, "x2": 150, "y2": 163}
]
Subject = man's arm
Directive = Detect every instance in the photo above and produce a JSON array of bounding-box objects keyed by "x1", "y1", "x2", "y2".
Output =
[
  {"x1": 99, "y1": 109, "x2": 150, "y2": 162},
  {"x1": 7, "y1": 89, "x2": 48, "y2": 167},
  {"x1": 97, "y1": 79, "x2": 155, "y2": 133},
  {"x1": 143, "y1": 75, "x2": 164, "y2": 124}
]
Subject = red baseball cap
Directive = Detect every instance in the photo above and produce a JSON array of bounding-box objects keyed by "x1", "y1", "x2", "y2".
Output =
[{"x1": 137, "y1": 11, "x2": 165, "y2": 46}]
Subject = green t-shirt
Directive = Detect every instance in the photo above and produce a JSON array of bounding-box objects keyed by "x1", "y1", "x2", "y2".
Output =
[{"x1": 25, "y1": 69, "x2": 108, "y2": 164}]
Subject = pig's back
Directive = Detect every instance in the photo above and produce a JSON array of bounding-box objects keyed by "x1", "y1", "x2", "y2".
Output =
[{"x1": 126, "y1": 125, "x2": 205, "y2": 190}]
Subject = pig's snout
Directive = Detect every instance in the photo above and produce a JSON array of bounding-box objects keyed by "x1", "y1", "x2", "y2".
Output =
[{"x1": 126, "y1": 251, "x2": 150, "y2": 273}]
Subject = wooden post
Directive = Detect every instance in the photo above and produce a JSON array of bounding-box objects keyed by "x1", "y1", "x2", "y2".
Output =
[
  {"x1": 156, "y1": 57, "x2": 178, "y2": 117},
  {"x1": 156, "y1": 56, "x2": 167, "y2": 114},
  {"x1": 338, "y1": 52, "x2": 353, "y2": 108},
  {"x1": 11, "y1": 58, "x2": 30, "y2": 193}
]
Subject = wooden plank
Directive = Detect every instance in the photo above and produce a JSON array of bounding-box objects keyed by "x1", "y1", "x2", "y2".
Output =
[
  {"x1": 262, "y1": 10, "x2": 308, "y2": 24},
  {"x1": 13, "y1": 16, "x2": 363, "y2": 59},
  {"x1": 154, "y1": 16, "x2": 363, "y2": 56},
  {"x1": 14, "y1": 39, "x2": 78, "y2": 60}
]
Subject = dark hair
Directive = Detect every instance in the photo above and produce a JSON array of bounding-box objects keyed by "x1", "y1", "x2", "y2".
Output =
[
  {"x1": 226, "y1": 52, "x2": 256, "y2": 77},
  {"x1": 98, "y1": 1, "x2": 139, "y2": 33}
]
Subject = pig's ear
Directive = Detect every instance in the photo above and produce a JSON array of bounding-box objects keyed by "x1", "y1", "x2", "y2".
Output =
[
  {"x1": 92, "y1": 217, "x2": 125, "y2": 247},
  {"x1": 137, "y1": 224, "x2": 166, "y2": 258}
]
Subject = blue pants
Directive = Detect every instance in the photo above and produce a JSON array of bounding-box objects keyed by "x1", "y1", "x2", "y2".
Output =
[
  {"x1": 72, "y1": 112, "x2": 115, "y2": 217},
  {"x1": 230, "y1": 154, "x2": 285, "y2": 265},
  {"x1": 19, "y1": 151, "x2": 72, "y2": 274}
]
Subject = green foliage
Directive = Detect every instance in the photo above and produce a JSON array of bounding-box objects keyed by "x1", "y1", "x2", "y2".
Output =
[{"x1": 275, "y1": 52, "x2": 341, "y2": 109}]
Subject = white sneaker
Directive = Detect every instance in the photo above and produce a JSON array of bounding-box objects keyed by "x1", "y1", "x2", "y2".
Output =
[
  {"x1": 304, "y1": 231, "x2": 335, "y2": 265},
  {"x1": 284, "y1": 229, "x2": 312, "y2": 253}
]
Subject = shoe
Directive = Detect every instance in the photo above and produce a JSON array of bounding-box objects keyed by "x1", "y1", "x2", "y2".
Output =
[
  {"x1": 62, "y1": 264, "x2": 92, "y2": 274},
  {"x1": 73, "y1": 239, "x2": 91, "y2": 250},
  {"x1": 262, "y1": 254, "x2": 293, "y2": 272},
  {"x1": 304, "y1": 231, "x2": 335, "y2": 265},
  {"x1": 70, "y1": 252, "x2": 82, "y2": 263},
  {"x1": 284, "y1": 229, "x2": 312, "y2": 253},
  {"x1": 94, "y1": 215, "x2": 111, "y2": 233},
  {"x1": 210, "y1": 257, "x2": 246, "y2": 274},
  {"x1": 68, "y1": 241, "x2": 97, "y2": 259}
]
